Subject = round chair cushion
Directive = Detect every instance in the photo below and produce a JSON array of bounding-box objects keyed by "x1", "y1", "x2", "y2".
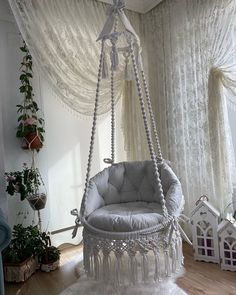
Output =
[{"x1": 87, "y1": 201, "x2": 164, "y2": 232}]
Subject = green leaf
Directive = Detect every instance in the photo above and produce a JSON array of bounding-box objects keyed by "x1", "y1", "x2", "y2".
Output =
[
  {"x1": 19, "y1": 86, "x2": 26, "y2": 92},
  {"x1": 19, "y1": 74, "x2": 27, "y2": 80},
  {"x1": 20, "y1": 46, "x2": 27, "y2": 52},
  {"x1": 26, "y1": 72, "x2": 33, "y2": 78},
  {"x1": 38, "y1": 127, "x2": 45, "y2": 133}
]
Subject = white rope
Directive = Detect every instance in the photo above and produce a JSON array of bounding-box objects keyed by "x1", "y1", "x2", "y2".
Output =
[
  {"x1": 81, "y1": 40, "x2": 105, "y2": 217},
  {"x1": 139, "y1": 60, "x2": 163, "y2": 162},
  {"x1": 110, "y1": 14, "x2": 118, "y2": 164},
  {"x1": 129, "y1": 36, "x2": 168, "y2": 218}
]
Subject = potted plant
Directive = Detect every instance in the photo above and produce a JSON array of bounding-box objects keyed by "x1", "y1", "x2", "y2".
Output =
[
  {"x1": 16, "y1": 41, "x2": 45, "y2": 150},
  {"x1": 40, "y1": 238, "x2": 60, "y2": 273},
  {"x1": 2, "y1": 224, "x2": 43, "y2": 282},
  {"x1": 5, "y1": 163, "x2": 47, "y2": 210}
]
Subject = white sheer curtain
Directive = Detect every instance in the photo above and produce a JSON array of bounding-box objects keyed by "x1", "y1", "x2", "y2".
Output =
[
  {"x1": 8, "y1": 0, "x2": 236, "y2": 219},
  {"x1": 8, "y1": 0, "x2": 142, "y2": 115},
  {"x1": 132, "y1": 0, "x2": 236, "y2": 216}
]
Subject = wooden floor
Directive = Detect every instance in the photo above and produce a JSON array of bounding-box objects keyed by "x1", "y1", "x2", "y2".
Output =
[{"x1": 5, "y1": 243, "x2": 236, "y2": 295}]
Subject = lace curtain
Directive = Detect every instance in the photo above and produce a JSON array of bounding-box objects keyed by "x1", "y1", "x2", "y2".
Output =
[
  {"x1": 8, "y1": 0, "x2": 236, "y2": 218},
  {"x1": 8, "y1": 0, "x2": 142, "y2": 115},
  {"x1": 134, "y1": 0, "x2": 236, "y2": 216}
]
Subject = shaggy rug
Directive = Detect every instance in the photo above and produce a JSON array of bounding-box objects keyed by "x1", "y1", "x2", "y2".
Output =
[
  {"x1": 59, "y1": 278, "x2": 187, "y2": 295},
  {"x1": 59, "y1": 254, "x2": 187, "y2": 295}
]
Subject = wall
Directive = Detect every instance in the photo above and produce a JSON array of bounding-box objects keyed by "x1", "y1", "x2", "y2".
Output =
[
  {"x1": 0, "y1": 0, "x2": 23, "y2": 218},
  {"x1": 0, "y1": 0, "x2": 125, "y2": 245}
]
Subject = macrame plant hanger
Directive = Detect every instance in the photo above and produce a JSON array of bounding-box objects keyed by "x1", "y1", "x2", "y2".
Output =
[
  {"x1": 27, "y1": 151, "x2": 47, "y2": 231},
  {"x1": 71, "y1": 0, "x2": 185, "y2": 286}
]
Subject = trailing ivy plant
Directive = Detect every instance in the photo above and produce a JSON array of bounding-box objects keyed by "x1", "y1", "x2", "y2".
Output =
[{"x1": 16, "y1": 41, "x2": 45, "y2": 143}]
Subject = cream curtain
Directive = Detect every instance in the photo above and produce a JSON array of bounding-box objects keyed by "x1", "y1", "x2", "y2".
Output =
[
  {"x1": 8, "y1": 0, "x2": 236, "y2": 218},
  {"x1": 8, "y1": 0, "x2": 142, "y2": 115},
  {"x1": 133, "y1": 0, "x2": 236, "y2": 216}
]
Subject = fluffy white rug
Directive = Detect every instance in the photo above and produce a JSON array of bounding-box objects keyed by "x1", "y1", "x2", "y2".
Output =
[
  {"x1": 59, "y1": 255, "x2": 187, "y2": 295},
  {"x1": 60, "y1": 278, "x2": 187, "y2": 295}
]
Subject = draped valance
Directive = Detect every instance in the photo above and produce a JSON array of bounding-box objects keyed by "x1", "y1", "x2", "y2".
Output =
[{"x1": 8, "y1": 0, "x2": 142, "y2": 115}]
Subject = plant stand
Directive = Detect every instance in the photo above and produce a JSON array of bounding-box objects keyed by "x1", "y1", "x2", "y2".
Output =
[{"x1": 4, "y1": 257, "x2": 37, "y2": 282}]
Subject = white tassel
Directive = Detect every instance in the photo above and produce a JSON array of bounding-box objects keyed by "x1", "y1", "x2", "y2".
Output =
[
  {"x1": 111, "y1": 46, "x2": 119, "y2": 71},
  {"x1": 141, "y1": 253, "x2": 149, "y2": 282},
  {"x1": 176, "y1": 237, "x2": 183, "y2": 270},
  {"x1": 102, "y1": 52, "x2": 109, "y2": 79},
  {"x1": 84, "y1": 248, "x2": 92, "y2": 277},
  {"x1": 129, "y1": 255, "x2": 138, "y2": 284},
  {"x1": 164, "y1": 250, "x2": 171, "y2": 277},
  {"x1": 94, "y1": 252, "x2": 101, "y2": 280},
  {"x1": 171, "y1": 245, "x2": 176, "y2": 273},
  {"x1": 154, "y1": 252, "x2": 161, "y2": 282},
  {"x1": 102, "y1": 252, "x2": 110, "y2": 282},
  {"x1": 124, "y1": 58, "x2": 132, "y2": 81},
  {"x1": 110, "y1": 34, "x2": 119, "y2": 72},
  {"x1": 114, "y1": 255, "x2": 122, "y2": 287},
  {"x1": 89, "y1": 255, "x2": 94, "y2": 277}
]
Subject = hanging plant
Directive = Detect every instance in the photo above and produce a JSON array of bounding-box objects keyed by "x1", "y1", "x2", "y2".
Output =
[
  {"x1": 16, "y1": 41, "x2": 45, "y2": 151},
  {"x1": 5, "y1": 163, "x2": 47, "y2": 210}
]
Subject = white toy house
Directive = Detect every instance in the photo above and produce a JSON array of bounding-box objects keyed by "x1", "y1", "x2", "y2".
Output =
[
  {"x1": 218, "y1": 219, "x2": 236, "y2": 271},
  {"x1": 190, "y1": 196, "x2": 220, "y2": 263}
]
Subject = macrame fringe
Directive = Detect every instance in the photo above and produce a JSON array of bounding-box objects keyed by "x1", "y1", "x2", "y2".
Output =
[{"x1": 83, "y1": 231, "x2": 184, "y2": 288}]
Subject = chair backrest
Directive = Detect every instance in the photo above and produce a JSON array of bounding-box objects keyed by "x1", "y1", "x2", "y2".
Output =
[{"x1": 91, "y1": 160, "x2": 179, "y2": 206}]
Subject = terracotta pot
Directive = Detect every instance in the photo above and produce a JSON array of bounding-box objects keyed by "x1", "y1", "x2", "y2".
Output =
[
  {"x1": 23, "y1": 132, "x2": 43, "y2": 150},
  {"x1": 27, "y1": 193, "x2": 47, "y2": 211}
]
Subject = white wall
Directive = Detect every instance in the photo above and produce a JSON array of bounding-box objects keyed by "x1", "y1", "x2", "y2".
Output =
[
  {"x1": 35, "y1": 77, "x2": 125, "y2": 245},
  {"x1": 0, "y1": 0, "x2": 125, "y2": 245},
  {"x1": 0, "y1": 0, "x2": 24, "y2": 219}
]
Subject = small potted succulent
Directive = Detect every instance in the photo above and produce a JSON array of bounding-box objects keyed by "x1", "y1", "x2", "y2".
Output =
[
  {"x1": 5, "y1": 163, "x2": 47, "y2": 210},
  {"x1": 16, "y1": 41, "x2": 45, "y2": 150}
]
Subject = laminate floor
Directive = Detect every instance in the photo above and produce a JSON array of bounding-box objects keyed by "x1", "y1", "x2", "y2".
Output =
[{"x1": 5, "y1": 243, "x2": 236, "y2": 295}]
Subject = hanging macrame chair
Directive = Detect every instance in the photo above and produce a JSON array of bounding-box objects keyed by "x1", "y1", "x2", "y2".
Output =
[{"x1": 72, "y1": 0, "x2": 185, "y2": 286}]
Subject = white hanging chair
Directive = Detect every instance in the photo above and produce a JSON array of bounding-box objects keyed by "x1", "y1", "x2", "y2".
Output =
[{"x1": 72, "y1": 0, "x2": 185, "y2": 286}]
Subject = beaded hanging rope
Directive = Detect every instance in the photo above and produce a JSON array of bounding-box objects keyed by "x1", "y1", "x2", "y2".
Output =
[{"x1": 73, "y1": 0, "x2": 185, "y2": 287}]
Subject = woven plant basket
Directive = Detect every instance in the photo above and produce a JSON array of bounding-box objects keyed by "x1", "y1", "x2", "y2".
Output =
[{"x1": 4, "y1": 257, "x2": 37, "y2": 282}]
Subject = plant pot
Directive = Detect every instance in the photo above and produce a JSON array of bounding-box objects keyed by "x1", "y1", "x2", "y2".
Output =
[
  {"x1": 27, "y1": 193, "x2": 47, "y2": 211},
  {"x1": 22, "y1": 132, "x2": 43, "y2": 150},
  {"x1": 4, "y1": 257, "x2": 37, "y2": 282},
  {"x1": 41, "y1": 259, "x2": 60, "y2": 272}
]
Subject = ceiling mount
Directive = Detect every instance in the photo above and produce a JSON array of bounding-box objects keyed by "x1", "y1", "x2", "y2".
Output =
[{"x1": 97, "y1": 0, "x2": 163, "y2": 14}]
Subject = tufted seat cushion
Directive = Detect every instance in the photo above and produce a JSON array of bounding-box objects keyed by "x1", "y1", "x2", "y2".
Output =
[
  {"x1": 84, "y1": 161, "x2": 182, "y2": 231},
  {"x1": 87, "y1": 201, "x2": 164, "y2": 232}
]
